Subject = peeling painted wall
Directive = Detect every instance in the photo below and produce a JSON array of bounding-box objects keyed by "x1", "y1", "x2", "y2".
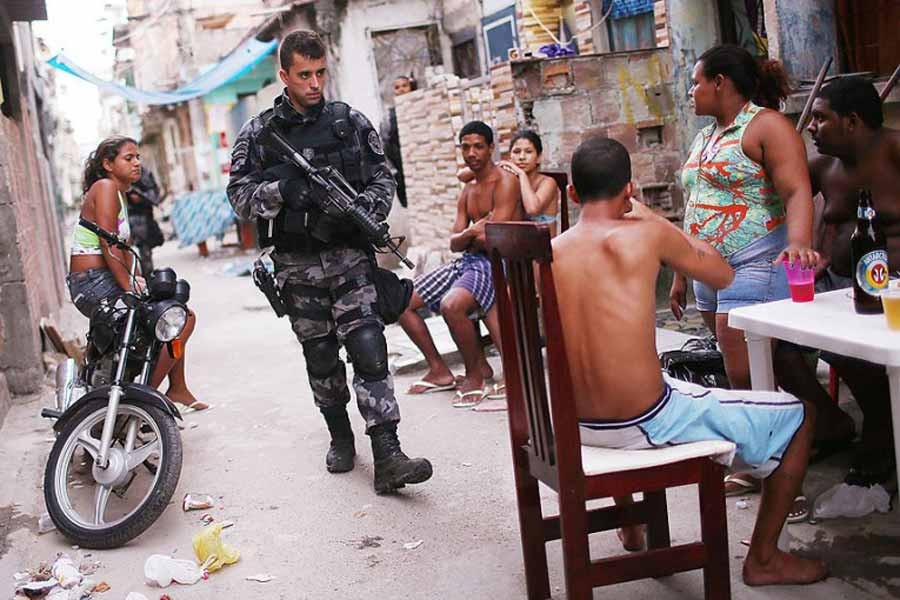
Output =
[
  {"x1": 325, "y1": 0, "x2": 447, "y2": 124},
  {"x1": 664, "y1": 0, "x2": 720, "y2": 156},
  {"x1": 512, "y1": 48, "x2": 686, "y2": 222},
  {"x1": 770, "y1": 0, "x2": 838, "y2": 81}
]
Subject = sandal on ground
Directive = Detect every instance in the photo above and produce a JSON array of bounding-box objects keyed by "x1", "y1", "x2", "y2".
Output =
[
  {"x1": 485, "y1": 383, "x2": 506, "y2": 400},
  {"x1": 407, "y1": 380, "x2": 457, "y2": 394},
  {"x1": 724, "y1": 473, "x2": 762, "y2": 497},
  {"x1": 472, "y1": 398, "x2": 507, "y2": 412},
  {"x1": 453, "y1": 388, "x2": 487, "y2": 409},
  {"x1": 787, "y1": 495, "x2": 809, "y2": 523},
  {"x1": 180, "y1": 400, "x2": 211, "y2": 414}
]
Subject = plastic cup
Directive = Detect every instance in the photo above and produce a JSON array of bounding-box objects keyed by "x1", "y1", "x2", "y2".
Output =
[
  {"x1": 881, "y1": 288, "x2": 900, "y2": 330},
  {"x1": 782, "y1": 261, "x2": 815, "y2": 303}
]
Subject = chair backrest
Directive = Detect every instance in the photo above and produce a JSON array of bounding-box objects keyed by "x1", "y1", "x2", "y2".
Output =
[
  {"x1": 486, "y1": 222, "x2": 582, "y2": 480},
  {"x1": 540, "y1": 171, "x2": 570, "y2": 233}
]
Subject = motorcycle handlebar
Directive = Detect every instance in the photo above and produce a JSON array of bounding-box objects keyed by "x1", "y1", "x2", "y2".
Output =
[{"x1": 79, "y1": 218, "x2": 128, "y2": 249}]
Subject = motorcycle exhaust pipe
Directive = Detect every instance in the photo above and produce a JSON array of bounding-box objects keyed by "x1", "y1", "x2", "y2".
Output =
[{"x1": 55, "y1": 358, "x2": 77, "y2": 411}]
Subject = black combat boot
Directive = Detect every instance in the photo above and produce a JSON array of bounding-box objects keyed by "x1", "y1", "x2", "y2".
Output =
[
  {"x1": 369, "y1": 422, "x2": 433, "y2": 494},
  {"x1": 322, "y1": 407, "x2": 355, "y2": 473}
]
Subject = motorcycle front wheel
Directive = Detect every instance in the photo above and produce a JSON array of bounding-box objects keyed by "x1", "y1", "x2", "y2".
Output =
[{"x1": 44, "y1": 397, "x2": 182, "y2": 549}]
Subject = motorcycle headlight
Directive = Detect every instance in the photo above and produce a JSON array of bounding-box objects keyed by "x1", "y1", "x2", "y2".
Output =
[{"x1": 146, "y1": 300, "x2": 187, "y2": 342}]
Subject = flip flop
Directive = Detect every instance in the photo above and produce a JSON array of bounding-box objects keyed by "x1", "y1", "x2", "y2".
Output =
[
  {"x1": 724, "y1": 473, "x2": 762, "y2": 497},
  {"x1": 484, "y1": 382, "x2": 506, "y2": 400},
  {"x1": 787, "y1": 495, "x2": 809, "y2": 523},
  {"x1": 452, "y1": 388, "x2": 487, "y2": 409},
  {"x1": 180, "y1": 401, "x2": 211, "y2": 414},
  {"x1": 407, "y1": 380, "x2": 457, "y2": 394},
  {"x1": 472, "y1": 398, "x2": 507, "y2": 412}
]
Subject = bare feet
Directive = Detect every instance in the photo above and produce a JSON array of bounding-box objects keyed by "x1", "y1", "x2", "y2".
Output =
[
  {"x1": 166, "y1": 387, "x2": 209, "y2": 411},
  {"x1": 742, "y1": 550, "x2": 828, "y2": 586},
  {"x1": 617, "y1": 525, "x2": 646, "y2": 552}
]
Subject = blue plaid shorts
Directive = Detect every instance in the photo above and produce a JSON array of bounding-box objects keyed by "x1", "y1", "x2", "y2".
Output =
[{"x1": 414, "y1": 252, "x2": 495, "y2": 313}]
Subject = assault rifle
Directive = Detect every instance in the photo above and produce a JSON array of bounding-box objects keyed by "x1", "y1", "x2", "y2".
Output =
[{"x1": 260, "y1": 124, "x2": 413, "y2": 269}]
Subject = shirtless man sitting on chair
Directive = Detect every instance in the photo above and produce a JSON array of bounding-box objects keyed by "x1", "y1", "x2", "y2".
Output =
[
  {"x1": 551, "y1": 136, "x2": 827, "y2": 586},
  {"x1": 398, "y1": 121, "x2": 523, "y2": 407}
]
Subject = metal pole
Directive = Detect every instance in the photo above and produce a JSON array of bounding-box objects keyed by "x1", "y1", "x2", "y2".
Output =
[{"x1": 796, "y1": 57, "x2": 833, "y2": 133}]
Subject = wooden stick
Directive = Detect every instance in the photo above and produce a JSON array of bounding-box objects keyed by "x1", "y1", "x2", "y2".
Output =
[
  {"x1": 796, "y1": 56, "x2": 833, "y2": 132},
  {"x1": 880, "y1": 64, "x2": 900, "y2": 101}
]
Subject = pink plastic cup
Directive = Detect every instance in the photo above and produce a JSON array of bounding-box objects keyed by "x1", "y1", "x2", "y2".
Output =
[{"x1": 783, "y1": 260, "x2": 815, "y2": 302}]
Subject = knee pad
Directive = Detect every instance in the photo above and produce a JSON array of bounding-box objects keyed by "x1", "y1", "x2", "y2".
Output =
[
  {"x1": 302, "y1": 334, "x2": 341, "y2": 379},
  {"x1": 345, "y1": 325, "x2": 388, "y2": 382}
]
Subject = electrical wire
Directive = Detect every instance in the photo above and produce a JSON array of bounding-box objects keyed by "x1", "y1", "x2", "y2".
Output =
[{"x1": 111, "y1": 0, "x2": 174, "y2": 45}]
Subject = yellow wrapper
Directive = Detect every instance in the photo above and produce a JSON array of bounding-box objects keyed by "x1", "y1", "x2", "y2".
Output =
[{"x1": 192, "y1": 523, "x2": 240, "y2": 572}]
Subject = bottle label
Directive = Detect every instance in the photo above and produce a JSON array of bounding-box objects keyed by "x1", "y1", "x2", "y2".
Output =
[
  {"x1": 856, "y1": 249, "x2": 889, "y2": 295},
  {"x1": 858, "y1": 206, "x2": 875, "y2": 219}
]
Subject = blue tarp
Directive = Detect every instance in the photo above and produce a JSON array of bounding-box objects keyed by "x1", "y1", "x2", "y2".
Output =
[
  {"x1": 47, "y1": 37, "x2": 277, "y2": 105},
  {"x1": 604, "y1": 0, "x2": 655, "y2": 20},
  {"x1": 171, "y1": 190, "x2": 236, "y2": 247}
]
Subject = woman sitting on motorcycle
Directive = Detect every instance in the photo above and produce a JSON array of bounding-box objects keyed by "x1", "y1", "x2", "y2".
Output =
[{"x1": 67, "y1": 135, "x2": 208, "y2": 411}]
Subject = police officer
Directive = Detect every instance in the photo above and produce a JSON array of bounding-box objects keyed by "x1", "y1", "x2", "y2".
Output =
[{"x1": 227, "y1": 30, "x2": 432, "y2": 494}]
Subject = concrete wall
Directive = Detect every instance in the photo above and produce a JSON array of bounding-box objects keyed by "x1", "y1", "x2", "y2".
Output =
[
  {"x1": 0, "y1": 18, "x2": 66, "y2": 407},
  {"x1": 511, "y1": 49, "x2": 684, "y2": 224},
  {"x1": 325, "y1": 0, "x2": 445, "y2": 124},
  {"x1": 664, "y1": 0, "x2": 720, "y2": 155},
  {"x1": 764, "y1": 0, "x2": 839, "y2": 82}
]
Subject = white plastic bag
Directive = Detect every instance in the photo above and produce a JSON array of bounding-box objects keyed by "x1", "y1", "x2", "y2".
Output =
[
  {"x1": 50, "y1": 554, "x2": 82, "y2": 589},
  {"x1": 812, "y1": 483, "x2": 891, "y2": 519},
  {"x1": 143, "y1": 554, "x2": 204, "y2": 587}
]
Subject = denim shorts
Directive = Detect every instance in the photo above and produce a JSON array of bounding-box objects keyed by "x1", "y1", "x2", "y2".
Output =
[
  {"x1": 67, "y1": 268, "x2": 124, "y2": 319},
  {"x1": 693, "y1": 226, "x2": 789, "y2": 314}
]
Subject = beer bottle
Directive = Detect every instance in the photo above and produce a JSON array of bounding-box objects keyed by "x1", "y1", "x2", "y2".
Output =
[{"x1": 850, "y1": 189, "x2": 889, "y2": 314}]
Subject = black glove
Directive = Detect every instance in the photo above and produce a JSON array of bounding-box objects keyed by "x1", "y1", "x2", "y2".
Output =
[
  {"x1": 355, "y1": 194, "x2": 373, "y2": 214},
  {"x1": 278, "y1": 178, "x2": 327, "y2": 212}
]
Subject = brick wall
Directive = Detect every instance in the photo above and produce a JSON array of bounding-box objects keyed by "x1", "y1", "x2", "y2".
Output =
[
  {"x1": 511, "y1": 48, "x2": 685, "y2": 225},
  {"x1": 0, "y1": 22, "x2": 66, "y2": 404},
  {"x1": 395, "y1": 64, "x2": 517, "y2": 271}
]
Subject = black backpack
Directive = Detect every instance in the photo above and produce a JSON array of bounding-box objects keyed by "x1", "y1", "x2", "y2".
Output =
[{"x1": 659, "y1": 336, "x2": 730, "y2": 389}]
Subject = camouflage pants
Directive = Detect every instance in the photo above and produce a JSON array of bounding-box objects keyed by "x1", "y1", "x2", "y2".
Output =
[{"x1": 274, "y1": 246, "x2": 400, "y2": 430}]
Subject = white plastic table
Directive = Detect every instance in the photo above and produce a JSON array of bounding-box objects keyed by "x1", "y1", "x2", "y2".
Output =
[{"x1": 729, "y1": 288, "x2": 900, "y2": 483}]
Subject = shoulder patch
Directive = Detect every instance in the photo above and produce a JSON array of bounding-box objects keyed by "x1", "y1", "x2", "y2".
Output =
[{"x1": 367, "y1": 130, "x2": 384, "y2": 156}]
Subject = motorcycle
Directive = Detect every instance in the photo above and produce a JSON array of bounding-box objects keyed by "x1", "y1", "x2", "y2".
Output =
[{"x1": 41, "y1": 218, "x2": 188, "y2": 549}]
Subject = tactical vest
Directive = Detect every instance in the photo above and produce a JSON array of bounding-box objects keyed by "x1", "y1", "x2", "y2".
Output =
[{"x1": 258, "y1": 101, "x2": 369, "y2": 252}]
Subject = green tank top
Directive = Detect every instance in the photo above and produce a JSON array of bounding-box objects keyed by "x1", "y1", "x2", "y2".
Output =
[
  {"x1": 681, "y1": 102, "x2": 786, "y2": 257},
  {"x1": 71, "y1": 190, "x2": 131, "y2": 255}
]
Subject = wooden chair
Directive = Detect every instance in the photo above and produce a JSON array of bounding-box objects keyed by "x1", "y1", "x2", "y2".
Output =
[{"x1": 485, "y1": 221, "x2": 735, "y2": 600}]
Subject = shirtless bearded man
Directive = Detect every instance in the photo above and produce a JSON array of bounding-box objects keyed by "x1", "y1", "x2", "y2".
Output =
[{"x1": 778, "y1": 76, "x2": 900, "y2": 485}]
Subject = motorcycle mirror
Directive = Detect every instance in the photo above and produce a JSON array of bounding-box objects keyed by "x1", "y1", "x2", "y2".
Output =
[
  {"x1": 149, "y1": 268, "x2": 177, "y2": 299},
  {"x1": 174, "y1": 279, "x2": 191, "y2": 304}
]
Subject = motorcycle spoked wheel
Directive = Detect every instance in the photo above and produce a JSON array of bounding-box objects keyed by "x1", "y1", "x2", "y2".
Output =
[{"x1": 43, "y1": 398, "x2": 182, "y2": 549}]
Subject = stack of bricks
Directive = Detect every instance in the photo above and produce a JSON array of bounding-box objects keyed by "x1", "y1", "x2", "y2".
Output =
[
  {"x1": 395, "y1": 65, "x2": 519, "y2": 270},
  {"x1": 516, "y1": 0, "x2": 562, "y2": 54},
  {"x1": 490, "y1": 62, "x2": 517, "y2": 155},
  {"x1": 572, "y1": 0, "x2": 594, "y2": 54},
  {"x1": 654, "y1": 0, "x2": 669, "y2": 48}
]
